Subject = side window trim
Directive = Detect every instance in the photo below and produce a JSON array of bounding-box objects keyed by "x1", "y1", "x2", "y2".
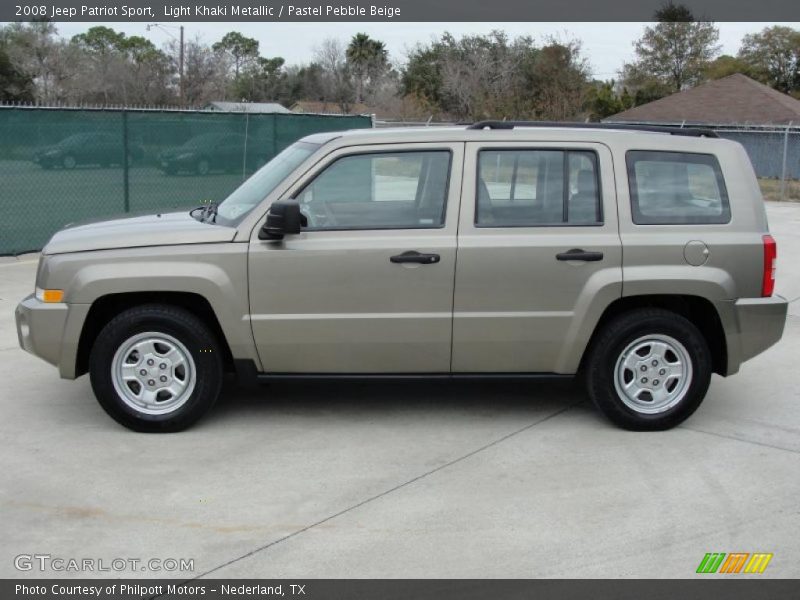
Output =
[
  {"x1": 474, "y1": 147, "x2": 604, "y2": 228},
  {"x1": 626, "y1": 150, "x2": 731, "y2": 225},
  {"x1": 291, "y1": 147, "x2": 454, "y2": 232}
]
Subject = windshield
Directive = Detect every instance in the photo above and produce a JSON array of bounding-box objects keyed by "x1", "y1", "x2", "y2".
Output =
[
  {"x1": 58, "y1": 134, "x2": 91, "y2": 146},
  {"x1": 183, "y1": 133, "x2": 228, "y2": 148},
  {"x1": 214, "y1": 141, "x2": 319, "y2": 225}
]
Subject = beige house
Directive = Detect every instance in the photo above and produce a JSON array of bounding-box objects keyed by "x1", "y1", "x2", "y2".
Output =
[{"x1": 289, "y1": 100, "x2": 371, "y2": 116}]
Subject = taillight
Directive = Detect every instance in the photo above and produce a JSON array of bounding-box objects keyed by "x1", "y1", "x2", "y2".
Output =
[{"x1": 762, "y1": 234, "x2": 776, "y2": 297}]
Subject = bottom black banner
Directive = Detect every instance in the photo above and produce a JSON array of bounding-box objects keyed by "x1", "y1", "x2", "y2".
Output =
[{"x1": 3, "y1": 579, "x2": 799, "y2": 600}]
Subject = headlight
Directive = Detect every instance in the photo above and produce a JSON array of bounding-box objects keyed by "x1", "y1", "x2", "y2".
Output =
[{"x1": 176, "y1": 153, "x2": 194, "y2": 160}]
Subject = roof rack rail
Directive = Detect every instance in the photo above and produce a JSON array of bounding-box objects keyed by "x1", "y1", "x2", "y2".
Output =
[{"x1": 467, "y1": 120, "x2": 718, "y2": 138}]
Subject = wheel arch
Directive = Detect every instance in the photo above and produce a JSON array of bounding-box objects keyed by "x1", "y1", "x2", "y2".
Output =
[
  {"x1": 579, "y1": 294, "x2": 728, "y2": 377},
  {"x1": 75, "y1": 291, "x2": 235, "y2": 378}
]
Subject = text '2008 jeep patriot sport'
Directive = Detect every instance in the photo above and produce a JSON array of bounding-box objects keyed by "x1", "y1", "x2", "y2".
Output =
[{"x1": 16, "y1": 121, "x2": 788, "y2": 432}]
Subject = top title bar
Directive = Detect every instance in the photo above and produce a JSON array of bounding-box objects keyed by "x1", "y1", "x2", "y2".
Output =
[{"x1": 3, "y1": 0, "x2": 800, "y2": 22}]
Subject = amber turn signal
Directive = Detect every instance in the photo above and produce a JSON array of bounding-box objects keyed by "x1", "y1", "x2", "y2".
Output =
[{"x1": 36, "y1": 288, "x2": 64, "y2": 303}]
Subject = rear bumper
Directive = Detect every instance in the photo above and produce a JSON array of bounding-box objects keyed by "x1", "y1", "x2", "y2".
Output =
[
  {"x1": 723, "y1": 295, "x2": 788, "y2": 375},
  {"x1": 15, "y1": 294, "x2": 90, "y2": 379}
]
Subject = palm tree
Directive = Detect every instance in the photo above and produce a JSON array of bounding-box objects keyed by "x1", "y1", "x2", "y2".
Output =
[{"x1": 346, "y1": 33, "x2": 387, "y2": 103}]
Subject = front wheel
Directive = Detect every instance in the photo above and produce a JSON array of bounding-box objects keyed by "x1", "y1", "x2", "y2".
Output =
[
  {"x1": 584, "y1": 308, "x2": 712, "y2": 431},
  {"x1": 89, "y1": 304, "x2": 223, "y2": 432}
]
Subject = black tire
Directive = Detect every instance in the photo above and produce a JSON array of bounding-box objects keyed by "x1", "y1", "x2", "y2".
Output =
[
  {"x1": 62, "y1": 154, "x2": 76, "y2": 169},
  {"x1": 584, "y1": 308, "x2": 712, "y2": 431},
  {"x1": 89, "y1": 304, "x2": 223, "y2": 432}
]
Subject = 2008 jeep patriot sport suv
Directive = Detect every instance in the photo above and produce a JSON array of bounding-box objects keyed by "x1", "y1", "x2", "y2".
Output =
[{"x1": 16, "y1": 121, "x2": 788, "y2": 432}]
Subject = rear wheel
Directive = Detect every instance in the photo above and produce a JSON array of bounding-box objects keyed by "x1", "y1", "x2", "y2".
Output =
[
  {"x1": 585, "y1": 308, "x2": 712, "y2": 430},
  {"x1": 62, "y1": 155, "x2": 76, "y2": 169},
  {"x1": 89, "y1": 304, "x2": 223, "y2": 432}
]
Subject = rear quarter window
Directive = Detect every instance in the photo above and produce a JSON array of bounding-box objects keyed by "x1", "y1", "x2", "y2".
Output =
[{"x1": 626, "y1": 150, "x2": 731, "y2": 225}]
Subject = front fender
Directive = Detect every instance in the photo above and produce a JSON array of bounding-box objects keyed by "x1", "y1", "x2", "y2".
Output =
[{"x1": 40, "y1": 243, "x2": 258, "y2": 377}]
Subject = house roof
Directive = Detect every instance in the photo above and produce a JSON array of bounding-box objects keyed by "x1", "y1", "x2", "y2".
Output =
[
  {"x1": 290, "y1": 100, "x2": 371, "y2": 115},
  {"x1": 606, "y1": 74, "x2": 800, "y2": 126},
  {"x1": 205, "y1": 101, "x2": 290, "y2": 114}
]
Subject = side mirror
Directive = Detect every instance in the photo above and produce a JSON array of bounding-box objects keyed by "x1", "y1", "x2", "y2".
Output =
[{"x1": 259, "y1": 199, "x2": 307, "y2": 240}]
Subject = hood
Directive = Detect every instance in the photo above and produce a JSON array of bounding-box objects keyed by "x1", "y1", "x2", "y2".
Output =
[
  {"x1": 159, "y1": 147, "x2": 182, "y2": 159},
  {"x1": 160, "y1": 145, "x2": 198, "y2": 159},
  {"x1": 43, "y1": 210, "x2": 237, "y2": 255},
  {"x1": 34, "y1": 145, "x2": 62, "y2": 156}
]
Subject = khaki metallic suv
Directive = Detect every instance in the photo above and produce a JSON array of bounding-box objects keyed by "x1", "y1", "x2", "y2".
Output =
[{"x1": 16, "y1": 122, "x2": 788, "y2": 432}]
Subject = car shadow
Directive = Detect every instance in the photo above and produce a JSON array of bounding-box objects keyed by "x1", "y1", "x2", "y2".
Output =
[{"x1": 209, "y1": 376, "x2": 586, "y2": 422}]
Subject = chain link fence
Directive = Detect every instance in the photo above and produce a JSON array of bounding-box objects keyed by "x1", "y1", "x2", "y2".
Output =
[
  {"x1": 4, "y1": 112, "x2": 796, "y2": 255},
  {"x1": 712, "y1": 124, "x2": 800, "y2": 202},
  {"x1": 378, "y1": 120, "x2": 800, "y2": 202},
  {"x1": 0, "y1": 106, "x2": 371, "y2": 255},
  {"x1": 604, "y1": 119, "x2": 800, "y2": 202}
]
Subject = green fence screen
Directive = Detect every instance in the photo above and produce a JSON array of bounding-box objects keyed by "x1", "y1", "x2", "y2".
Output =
[{"x1": 0, "y1": 107, "x2": 371, "y2": 255}]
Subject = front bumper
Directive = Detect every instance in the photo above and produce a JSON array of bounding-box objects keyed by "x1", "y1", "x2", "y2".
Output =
[
  {"x1": 16, "y1": 293, "x2": 68, "y2": 368},
  {"x1": 723, "y1": 295, "x2": 788, "y2": 375},
  {"x1": 15, "y1": 294, "x2": 89, "y2": 379}
]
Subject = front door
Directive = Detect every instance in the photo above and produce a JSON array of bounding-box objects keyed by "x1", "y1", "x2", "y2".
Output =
[
  {"x1": 452, "y1": 141, "x2": 622, "y2": 374},
  {"x1": 248, "y1": 142, "x2": 463, "y2": 373}
]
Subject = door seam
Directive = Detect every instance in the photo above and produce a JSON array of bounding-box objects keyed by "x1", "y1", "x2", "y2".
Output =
[{"x1": 449, "y1": 142, "x2": 466, "y2": 372}]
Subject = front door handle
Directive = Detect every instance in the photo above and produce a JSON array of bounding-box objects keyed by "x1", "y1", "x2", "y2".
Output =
[
  {"x1": 556, "y1": 249, "x2": 604, "y2": 262},
  {"x1": 390, "y1": 251, "x2": 441, "y2": 265}
]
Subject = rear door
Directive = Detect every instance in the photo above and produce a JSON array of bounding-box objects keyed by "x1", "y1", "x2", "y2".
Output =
[{"x1": 452, "y1": 141, "x2": 622, "y2": 374}]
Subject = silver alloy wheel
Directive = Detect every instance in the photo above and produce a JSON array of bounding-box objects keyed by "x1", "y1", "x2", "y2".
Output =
[
  {"x1": 613, "y1": 334, "x2": 693, "y2": 414},
  {"x1": 111, "y1": 332, "x2": 197, "y2": 415}
]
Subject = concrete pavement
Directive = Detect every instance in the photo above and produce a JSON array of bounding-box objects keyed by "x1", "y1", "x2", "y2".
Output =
[{"x1": 1, "y1": 202, "x2": 798, "y2": 579}]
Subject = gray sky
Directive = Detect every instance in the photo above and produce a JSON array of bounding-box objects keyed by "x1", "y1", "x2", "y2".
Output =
[{"x1": 50, "y1": 22, "x2": 800, "y2": 80}]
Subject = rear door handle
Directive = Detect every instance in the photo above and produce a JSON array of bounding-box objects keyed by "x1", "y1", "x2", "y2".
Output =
[
  {"x1": 390, "y1": 251, "x2": 441, "y2": 265},
  {"x1": 556, "y1": 249, "x2": 604, "y2": 262}
]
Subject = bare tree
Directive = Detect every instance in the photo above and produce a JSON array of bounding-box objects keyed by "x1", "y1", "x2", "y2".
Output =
[
  {"x1": 439, "y1": 32, "x2": 526, "y2": 120},
  {"x1": 121, "y1": 37, "x2": 175, "y2": 105},
  {"x1": 314, "y1": 38, "x2": 355, "y2": 111},
  {"x1": 2, "y1": 22, "x2": 81, "y2": 103},
  {"x1": 403, "y1": 31, "x2": 589, "y2": 121},
  {"x1": 179, "y1": 37, "x2": 229, "y2": 106}
]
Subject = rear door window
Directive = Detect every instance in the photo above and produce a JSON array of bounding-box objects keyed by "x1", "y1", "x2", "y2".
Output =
[
  {"x1": 476, "y1": 149, "x2": 602, "y2": 226},
  {"x1": 626, "y1": 151, "x2": 730, "y2": 225}
]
